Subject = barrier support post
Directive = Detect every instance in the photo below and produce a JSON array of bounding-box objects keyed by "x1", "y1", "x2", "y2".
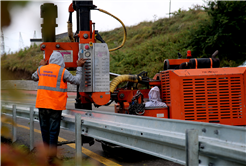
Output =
[
  {"x1": 185, "y1": 129, "x2": 199, "y2": 166},
  {"x1": 75, "y1": 113, "x2": 82, "y2": 166},
  {"x1": 12, "y1": 105, "x2": 17, "y2": 142},
  {"x1": 30, "y1": 107, "x2": 34, "y2": 151}
]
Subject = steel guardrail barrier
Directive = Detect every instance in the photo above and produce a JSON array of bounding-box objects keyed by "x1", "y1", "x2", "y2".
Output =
[{"x1": 1, "y1": 103, "x2": 246, "y2": 166}]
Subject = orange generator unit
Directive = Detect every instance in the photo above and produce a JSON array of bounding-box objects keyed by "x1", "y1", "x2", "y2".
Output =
[{"x1": 160, "y1": 67, "x2": 246, "y2": 126}]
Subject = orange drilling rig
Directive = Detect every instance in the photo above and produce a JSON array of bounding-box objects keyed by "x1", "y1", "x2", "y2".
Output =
[{"x1": 40, "y1": 1, "x2": 246, "y2": 126}]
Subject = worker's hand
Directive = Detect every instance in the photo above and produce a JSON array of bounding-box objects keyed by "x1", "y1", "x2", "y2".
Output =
[
  {"x1": 40, "y1": 59, "x2": 48, "y2": 66},
  {"x1": 77, "y1": 58, "x2": 86, "y2": 67}
]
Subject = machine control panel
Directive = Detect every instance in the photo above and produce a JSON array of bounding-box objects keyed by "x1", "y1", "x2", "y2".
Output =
[{"x1": 79, "y1": 43, "x2": 110, "y2": 92}]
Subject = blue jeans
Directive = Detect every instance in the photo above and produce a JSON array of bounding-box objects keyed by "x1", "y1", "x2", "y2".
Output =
[{"x1": 38, "y1": 108, "x2": 62, "y2": 151}]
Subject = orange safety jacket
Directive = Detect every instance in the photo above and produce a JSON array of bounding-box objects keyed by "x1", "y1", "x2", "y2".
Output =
[{"x1": 36, "y1": 64, "x2": 67, "y2": 110}]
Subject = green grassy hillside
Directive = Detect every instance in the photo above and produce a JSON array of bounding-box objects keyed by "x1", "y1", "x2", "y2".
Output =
[
  {"x1": 1, "y1": 7, "x2": 209, "y2": 79},
  {"x1": 104, "y1": 7, "x2": 208, "y2": 77},
  {"x1": 1, "y1": 44, "x2": 43, "y2": 80}
]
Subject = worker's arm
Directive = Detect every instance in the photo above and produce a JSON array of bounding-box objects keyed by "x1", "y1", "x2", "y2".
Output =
[
  {"x1": 31, "y1": 59, "x2": 48, "y2": 81},
  {"x1": 63, "y1": 58, "x2": 86, "y2": 85}
]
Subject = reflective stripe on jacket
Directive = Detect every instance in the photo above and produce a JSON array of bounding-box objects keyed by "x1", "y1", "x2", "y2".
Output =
[{"x1": 36, "y1": 64, "x2": 67, "y2": 110}]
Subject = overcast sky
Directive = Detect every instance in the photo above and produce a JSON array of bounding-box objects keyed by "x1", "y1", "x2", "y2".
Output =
[{"x1": 2, "y1": 0, "x2": 205, "y2": 53}]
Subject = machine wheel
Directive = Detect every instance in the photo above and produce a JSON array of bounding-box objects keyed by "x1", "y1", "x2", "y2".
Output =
[
  {"x1": 101, "y1": 141, "x2": 123, "y2": 155},
  {"x1": 101, "y1": 141, "x2": 147, "y2": 160}
]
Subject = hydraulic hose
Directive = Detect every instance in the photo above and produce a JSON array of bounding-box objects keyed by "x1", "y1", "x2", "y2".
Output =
[
  {"x1": 67, "y1": 21, "x2": 75, "y2": 42},
  {"x1": 67, "y1": 3, "x2": 75, "y2": 42},
  {"x1": 110, "y1": 75, "x2": 142, "y2": 93},
  {"x1": 97, "y1": 8, "x2": 127, "y2": 52}
]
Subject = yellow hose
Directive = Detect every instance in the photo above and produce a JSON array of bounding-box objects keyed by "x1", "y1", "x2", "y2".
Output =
[
  {"x1": 98, "y1": 8, "x2": 127, "y2": 52},
  {"x1": 67, "y1": 21, "x2": 75, "y2": 42},
  {"x1": 110, "y1": 75, "x2": 142, "y2": 93}
]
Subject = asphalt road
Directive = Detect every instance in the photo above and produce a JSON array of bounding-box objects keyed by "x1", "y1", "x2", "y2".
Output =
[{"x1": 1, "y1": 91, "x2": 182, "y2": 166}]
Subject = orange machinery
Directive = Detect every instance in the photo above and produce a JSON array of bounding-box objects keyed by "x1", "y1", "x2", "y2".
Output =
[
  {"x1": 159, "y1": 52, "x2": 246, "y2": 125},
  {"x1": 113, "y1": 51, "x2": 246, "y2": 126},
  {"x1": 39, "y1": 2, "x2": 246, "y2": 126},
  {"x1": 39, "y1": 1, "x2": 116, "y2": 110},
  {"x1": 160, "y1": 67, "x2": 246, "y2": 126}
]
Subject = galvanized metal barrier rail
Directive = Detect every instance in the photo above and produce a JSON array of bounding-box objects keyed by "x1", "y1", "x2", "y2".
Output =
[{"x1": 1, "y1": 103, "x2": 246, "y2": 166}]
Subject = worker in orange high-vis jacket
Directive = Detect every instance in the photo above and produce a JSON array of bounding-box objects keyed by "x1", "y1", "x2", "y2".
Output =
[{"x1": 32, "y1": 51, "x2": 86, "y2": 160}]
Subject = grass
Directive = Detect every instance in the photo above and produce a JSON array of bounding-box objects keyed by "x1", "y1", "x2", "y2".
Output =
[
  {"x1": 105, "y1": 8, "x2": 209, "y2": 77},
  {"x1": 1, "y1": 44, "x2": 43, "y2": 74}
]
